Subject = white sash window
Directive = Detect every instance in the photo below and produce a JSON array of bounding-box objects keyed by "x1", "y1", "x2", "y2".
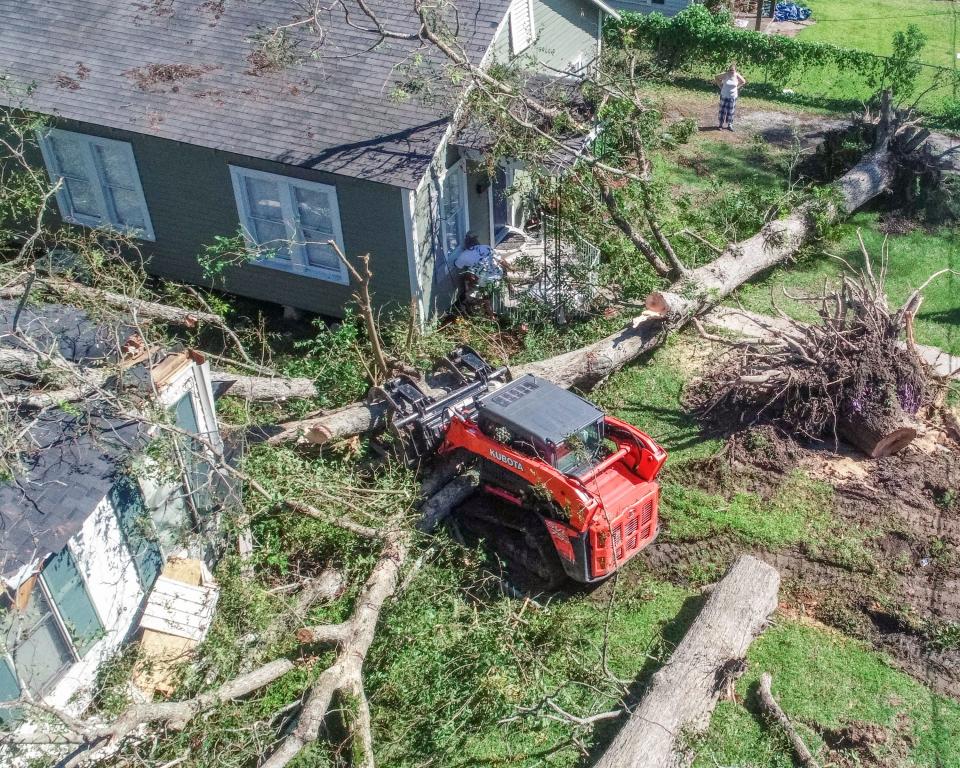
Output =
[
  {"x1": 37, "y1": 129, "x2": 155, "y2": 240},
  {"x1": 230, "y1": 167, "x2": 348, "y2": 284}
]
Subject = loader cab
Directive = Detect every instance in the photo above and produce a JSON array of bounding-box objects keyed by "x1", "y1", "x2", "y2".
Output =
[{"x1": 476, "y1": 375, "x2": 608, "y2": 477}]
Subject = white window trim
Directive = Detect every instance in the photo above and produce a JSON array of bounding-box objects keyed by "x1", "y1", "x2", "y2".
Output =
[
  {"x1": 36, "y1": 128, "x2": 155, "y2": 241},
  {"x1": 509, "y1": 0, "x2": 536, "y2": 56},
  {"x1": 438, "y1": 159, "x2": 470, "y2": 263},
  {"x1": 229, "y1": 166, "x2": 349, "y2": 285}
]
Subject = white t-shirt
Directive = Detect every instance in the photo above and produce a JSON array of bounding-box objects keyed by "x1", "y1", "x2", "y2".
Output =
[
  {"x1": 455, "y1": 245, "x2": 503, "y2": 287},
  {"x1": 455, "y1": 244, "x2": 492, "y2": 269},
  {"x1": 720, "y1": 75, "x2": 740, "y2": 100}
]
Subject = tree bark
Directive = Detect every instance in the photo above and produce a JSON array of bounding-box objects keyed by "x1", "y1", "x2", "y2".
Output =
[
  {"x1": 209, "y1": 371, "x2": 317, "y2": 401},
  {"x1": 275, "y1": 139, "x2": 901, "y2": 447},
  {"x1": 594, "y1": 555, "x2": 780, "y2": 768},
  {"x1": 418, "y1": 470, "x2": 481, "y2": 533},
  {"x1": 3, "y1": 278, "x2": 225, "y2": 327},
  {"x1": 837, "y1": 408, "x2": 917, "y2": 458},
  {"x1": 644, "y1": 147, "x2": 894, "y2": 322}
]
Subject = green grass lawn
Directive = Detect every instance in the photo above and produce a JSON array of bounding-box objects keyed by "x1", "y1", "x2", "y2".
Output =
[
  {"x1": 735, "y1": 213, "x2": 960, "y2": 356},
  {"x1": 798, "y1": 0, "x2": 959, "y2": 71},
  {"x1": 791, "y1": 0, "x2": 960, "y2": 111},
  {"x1": 593, "y1": 334, "x2": 722, "y2": 464},
  {"x1": 694, "y1": 620, "x2": 960, "y2": 767}
]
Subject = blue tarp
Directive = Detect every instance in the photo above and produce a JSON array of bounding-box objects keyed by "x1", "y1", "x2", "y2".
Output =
[{"x1": 774, "y1": 2, "x2": 812, "y2": 22}]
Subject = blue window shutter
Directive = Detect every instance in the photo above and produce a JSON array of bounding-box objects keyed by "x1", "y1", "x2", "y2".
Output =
[
  {"x1": 0, "y1": 657, "x2": 22, "y2": 725},
  {"x1": 41, "y1": 550, "x2": 104, "y2": 657},
  {"x1": 109, "y1": 476, "x2": 163, "y2": 592}
]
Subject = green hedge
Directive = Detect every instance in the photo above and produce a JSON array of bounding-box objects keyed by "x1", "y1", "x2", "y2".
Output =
[{"x1": 607, "y1": 5, "x2": 934, "y2": 97}]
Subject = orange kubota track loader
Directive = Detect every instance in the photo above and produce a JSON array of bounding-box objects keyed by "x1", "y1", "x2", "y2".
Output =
[{"x1": 377, "y1": 347, "x2": 667, "y2": 586}]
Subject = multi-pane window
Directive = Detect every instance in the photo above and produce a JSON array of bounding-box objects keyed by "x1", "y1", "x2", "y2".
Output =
[
  {"x1": 110, "y1": 476, "x2": 163, "y2": 592},
  {"x1": 2, "y1": 586, "x2": 73, "y2": 699},
  {"x1": 509, "y1": 0, "x2": 536, "y2": 55},
  {"x1": 37, "y1": 129, "x2": 155, "y2": 240},
  {"x1": 229, "y1": 167, "x2": 348, "y2": 284},
  {"x1": 440, "y1": 161, "x2": 468, "y2": 260},
  {"x1": 0, "y1": 656, "x2": 20, "y2": 724},
  {"x1": 172, "y1": 391, "x2": 215, "y2": 512},
  {"x1": 40, "y1": 549, "x2": 104, "y2": 656}
]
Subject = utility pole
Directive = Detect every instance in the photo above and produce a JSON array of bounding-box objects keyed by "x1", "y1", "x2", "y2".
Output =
[{"x1": 755, "y1": 0, "x2": 763, "y2": 32}]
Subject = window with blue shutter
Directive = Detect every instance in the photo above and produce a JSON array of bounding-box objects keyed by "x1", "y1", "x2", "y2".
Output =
[
  {"x1": 41, "y1": 550, "x2": 104, "y2": 657},
  {"x1": 110, "y1": 476, "x2": 163, "y2": 592}
]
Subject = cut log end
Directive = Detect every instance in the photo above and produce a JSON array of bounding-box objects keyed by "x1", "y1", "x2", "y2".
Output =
[
  {"x1": 644, "y1": 291, "x2": 669, "y2": 315},
  {"x1": 868, "y1": 426, "x2": 918, "y2": 458},
  {"x1": 839, "y1": 410, "x2": 918, "y2": 458},
  {"x1": 305, "y1": 426, "x2": 334, "y2": 445}
]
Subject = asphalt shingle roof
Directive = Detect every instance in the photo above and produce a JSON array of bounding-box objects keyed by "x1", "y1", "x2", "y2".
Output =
[
  {"x1": 0, "y1": 409, "x2": 149, "y2": 574},
  {"x1": 0, "y1": 0, "x2": 512, "y2": 188},
  {"x1": 0, "y1": 299, "x2": 151, "y2": 572}
]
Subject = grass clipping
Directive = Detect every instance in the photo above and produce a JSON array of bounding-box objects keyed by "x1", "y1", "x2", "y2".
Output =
[{"x1": 687, "y1": 235, "x2": 950, "y2": 457}]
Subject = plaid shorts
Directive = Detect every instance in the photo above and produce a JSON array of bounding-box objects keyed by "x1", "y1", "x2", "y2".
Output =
[{"x1": 718, "y1": 96, "x2": 737, "y2": 126}]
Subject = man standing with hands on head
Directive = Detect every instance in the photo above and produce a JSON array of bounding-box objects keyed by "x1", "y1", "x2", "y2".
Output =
[{"x1": 715, "y1": 62, "x2": 746, "y2": 131}]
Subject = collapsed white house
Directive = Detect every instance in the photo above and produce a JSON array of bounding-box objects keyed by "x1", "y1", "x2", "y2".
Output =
[{"x1": 0, "y1": 298, "x2": 228, "y2": 739}]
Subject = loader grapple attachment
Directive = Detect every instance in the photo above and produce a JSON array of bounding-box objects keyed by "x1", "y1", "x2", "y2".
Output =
[{"x1": 377, "y1": 347, "x2": 508, "y2": 466}]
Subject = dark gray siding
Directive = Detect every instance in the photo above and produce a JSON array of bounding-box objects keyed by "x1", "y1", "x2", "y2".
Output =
[
  {"x1": 608, "y1": 0, "x2": 690, "y2": 18},
  {"x1": 491, "y1": 0, "x2": 601, "y2": 73},
  {"x1": 46, "y1": 120, "x2": 413, "y2": 318}
]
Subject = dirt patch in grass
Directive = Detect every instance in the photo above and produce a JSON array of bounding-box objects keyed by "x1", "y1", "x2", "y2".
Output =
[
  {"x1": 637, "y1": 426, "x2": 960, "y2": 697},
  {"x1": 819, "y1": 720, "x2": 912, "y2": 767}
]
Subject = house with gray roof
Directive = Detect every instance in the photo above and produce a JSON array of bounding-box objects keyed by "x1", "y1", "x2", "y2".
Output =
[{"x1": 0, "y1": 0, "x2": 620, "y2": 321}]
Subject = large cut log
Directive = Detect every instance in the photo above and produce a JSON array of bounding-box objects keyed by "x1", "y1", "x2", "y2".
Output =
[
  {"x1": 594, "y1": 555, "x2": 780, "y2": 768},
  {"x1": 209, "y1": 371, "x2": 317, "y2": 401},
  {"x1": 277, "y1": 118, "x2": 906, "y2": 446},
  {"x1": 837, "y1": 408, "x2": 918, "y2": 458}
]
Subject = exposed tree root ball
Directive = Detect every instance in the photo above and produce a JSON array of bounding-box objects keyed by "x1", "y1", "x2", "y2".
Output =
[{"x1": 687, "y1": 238, "x2": 943, "y2": 458}]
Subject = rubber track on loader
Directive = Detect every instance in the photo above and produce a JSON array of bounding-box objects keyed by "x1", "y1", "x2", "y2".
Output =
[{"x1": 451, "y1": 492, "x2": 568, "y2": 593}]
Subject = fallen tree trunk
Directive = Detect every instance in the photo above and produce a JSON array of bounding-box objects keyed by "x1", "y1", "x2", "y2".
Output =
[
  {"x1": 209, "y1": 371, "x2": 317, "y2": 401},
  {"x1": 418, "y1": 470, "x2": 481, "y2": 533},
  {"x1": 644, "y1": 146, "x2": 894, "y2": 322},
  {"x1": 594, "y1": 555, "x2": 780, "y2": 768},
  {"x1": 277, "y1": 107, "x2": 909, "y2": 446},
  {"x1": 3, "y1": 277, "x2": 224, "y2": 327}
]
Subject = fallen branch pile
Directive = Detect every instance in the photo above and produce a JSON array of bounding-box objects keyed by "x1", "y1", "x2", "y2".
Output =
[{"x1": 689, "y1": 235, "x2": 952, "y2": 457}]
